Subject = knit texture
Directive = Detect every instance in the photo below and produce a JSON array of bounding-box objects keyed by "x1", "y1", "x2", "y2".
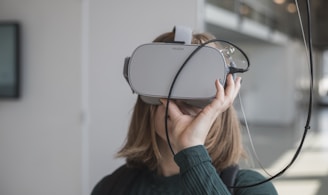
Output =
[{"x1": 92, "y1": 145, "x2": 278, "y2": 195}]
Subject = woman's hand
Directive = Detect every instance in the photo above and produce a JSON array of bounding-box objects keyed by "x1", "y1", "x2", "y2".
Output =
[{"x1": 160, "y1": 74, "x2": 242, "y2": 153}]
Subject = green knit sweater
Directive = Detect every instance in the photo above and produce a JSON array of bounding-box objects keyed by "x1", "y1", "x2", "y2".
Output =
[{"x1": 92, "y1": 145, "x2": 278, "y2": 195}]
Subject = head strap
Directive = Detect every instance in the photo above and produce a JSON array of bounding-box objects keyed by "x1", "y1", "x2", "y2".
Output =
[{"x1": 173, "y1": 25, "x2": 192, "y2": 44}]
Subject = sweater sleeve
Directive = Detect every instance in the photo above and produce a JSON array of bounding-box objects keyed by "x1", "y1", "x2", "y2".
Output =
[
  {"x1": 174, "y1": 145, "x2": 231, "y2": 195},
  {"x1": 174, "y1": 145, "x2": 278, "y2": 195}
]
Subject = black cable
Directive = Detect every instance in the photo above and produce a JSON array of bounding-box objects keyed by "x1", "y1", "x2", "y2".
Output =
[
  {"x1": 303, "y1": 0, "x2": 314, "y2": 131},
  {"x1": 165, "y1": 0, "x2": 313, "y2": 189}
]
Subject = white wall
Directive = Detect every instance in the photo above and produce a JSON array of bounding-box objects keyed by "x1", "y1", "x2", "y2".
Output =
[
  {"x1": 238, "y1": 40, "x2": 308, "y2": 125},
  {"x1": 0, "y1": 0, "x2": 205, "y2": 194},
  {"x1": 88, "y1": 0, "x2": 204, "y2": 191},
  {"x1": 0, "y1": 0, "x2": 82, "y2": 195}
]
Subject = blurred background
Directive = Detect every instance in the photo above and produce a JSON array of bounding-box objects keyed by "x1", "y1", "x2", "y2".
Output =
[{"x1": 0, "y1": 0, "x2": 327, "y2": 194}]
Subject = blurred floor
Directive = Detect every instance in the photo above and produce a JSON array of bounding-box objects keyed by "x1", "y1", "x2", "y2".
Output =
[{"x1": 240, "y1": 105, "x2": 328, "y2": 195}]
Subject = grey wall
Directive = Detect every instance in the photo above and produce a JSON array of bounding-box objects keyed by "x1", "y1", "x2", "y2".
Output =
[
  {"x1": 88, "y1": 0, "x2": 204, "y2": 191},
  {"x1": 238, "y1": 41, "x2": 307, "y2": 125},
  {"x1": 0, "y1": 0, "x2": 82, "y2": 194},
  {"x1": 0, "y1": 0, "x2": 204, "y2": 194}
]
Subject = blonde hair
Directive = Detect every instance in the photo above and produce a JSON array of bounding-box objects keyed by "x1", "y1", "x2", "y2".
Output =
[{"x1": 117, "y1": 31, "x2": 244, "y2": 171}]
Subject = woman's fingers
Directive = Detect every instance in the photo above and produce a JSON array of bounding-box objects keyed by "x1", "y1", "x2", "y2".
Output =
[
  {"x1": 223, "y1": 74, "x2": 241, "y2": 100},
  {"x1": 158, "y1": 75, "x2": 242, "y2": 151},
  {"x1": 233, "y1": 76, "x2": 242, "y2": 98},
  {"x1": 223, "y1": 74, "x2": 235, "y2": 100},
  {"x1": 205, "y1": 74, "x2": 241, "y2": 117}
]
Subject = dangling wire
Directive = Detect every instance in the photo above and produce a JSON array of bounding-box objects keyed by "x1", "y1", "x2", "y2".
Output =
[
  {"x1": 238, "y1": 92, "x2": 273, "y2": 177},
  {"x1": 228, "y1": 0, "x2": 314, "y2": 189},
  {"x1": 296, "y1": 0, "x2": 313, "y2": 130}
]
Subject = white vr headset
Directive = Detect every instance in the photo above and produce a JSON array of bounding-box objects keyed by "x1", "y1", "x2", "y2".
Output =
[{"x1": 123, "y1": 26, "x2": 249, "y2": 107}]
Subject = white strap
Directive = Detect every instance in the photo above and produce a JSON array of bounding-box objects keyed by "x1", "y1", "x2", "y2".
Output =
[{"x1": 173, "y1": 25, "x2": 192, "y2": 44}]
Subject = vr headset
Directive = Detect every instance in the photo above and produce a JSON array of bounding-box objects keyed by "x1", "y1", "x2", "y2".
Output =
[{"x1": 123, "y1": 26, "x2": 249, "y2": 107}]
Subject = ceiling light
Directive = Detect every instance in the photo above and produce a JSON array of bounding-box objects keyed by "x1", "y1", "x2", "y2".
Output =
[
  {"x1": 273, "y1": 0, "x2": 286, "y2": 4},
  {"x1": 287, "y1": 3, "x2": 297, "y2": 13},
  {"x1": 239, "y1": 5, "x2": 250, "y2": 15}
]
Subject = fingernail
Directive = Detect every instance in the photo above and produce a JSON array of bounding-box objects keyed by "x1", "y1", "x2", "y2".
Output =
[{"x1": 160, "y1": 99, "x2": 166, "y2": 105}]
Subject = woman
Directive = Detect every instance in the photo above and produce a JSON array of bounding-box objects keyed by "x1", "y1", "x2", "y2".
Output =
[{"x1": 92, "y1": 30, "x2": 277, "y2": 195}]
